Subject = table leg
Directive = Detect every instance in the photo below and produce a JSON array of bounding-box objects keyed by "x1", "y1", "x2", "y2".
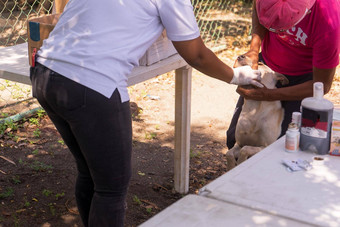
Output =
[{"x1": 174, "y1": 65, "x2": 192, "y2": 194}]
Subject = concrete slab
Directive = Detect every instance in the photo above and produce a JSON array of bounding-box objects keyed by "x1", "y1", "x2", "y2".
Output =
[
  {"x1": 140, "y1": 194, "x2": 311, "y2": 227},
  {"x1": 200, "y1": 137, "x2": 340, "y2": 227}
]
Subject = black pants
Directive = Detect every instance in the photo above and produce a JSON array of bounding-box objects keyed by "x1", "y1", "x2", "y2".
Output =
[
  {"x1": 30, "y1": 63, "x2": 132, "y2": 227},
  {"x1": 226, "y1": 54, "x2": 313, "y2": 149}
]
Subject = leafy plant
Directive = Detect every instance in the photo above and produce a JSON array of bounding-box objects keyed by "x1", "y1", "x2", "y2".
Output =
[
  {"x1": 33, "y1": 128, "x2": 41, "y2": 137},
  {"x1": 29, "y1": 118, "x2": 39, "y2": 126},
  {"x1": 0, "y1": 187, "x2": 14, "y2": 199},
  {"x1": 0, "y1": 120, "x2": 18, "y2": 135},
  {"x1": 36, "y1": 109, "x2": 46, "y2": 118},
  {"x1": 6, "y1": 120, "x2": 18, "y2": 130},
  {"x1": 49, "y1": 203, "x2": 56, "y2": 216},
  {"x1": 55, "y1": 192, "x2": 65, "y2": 200},
  {"x1": 12, "y1": 176, "x2": 21, "y2": 185},
  {"x1": 145, "y1": 132, "x2": 157, "y2": 140},
  {"x1": 133, "y1": 195, "x2": 142, "y2": 205},
  {"x1": 23, "y1": 197, "x2": 31, "y2": 207},
  {"x1": 1, "y1": 113, "x2": 9, "y2": 118},
  {"x1": 146, "y1": 207, "x2": 152, "y2": 213},
  {"x1": 42, "y1": 189, "x2": 52, "y2": 197},
  {"x1": 29, "y1": 161, "x2": 53, "y2": 172}
]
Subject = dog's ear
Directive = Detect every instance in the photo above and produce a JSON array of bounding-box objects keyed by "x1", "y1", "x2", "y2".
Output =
[{"x1": 275, "y1": 73, "x2": 289, "y2": 86}]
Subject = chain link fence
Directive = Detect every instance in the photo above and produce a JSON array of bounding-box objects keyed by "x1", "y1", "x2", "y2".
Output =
[
  {"x1": 0, "y1": 0, "x2": 252, "y2": 122},
  {"x1": 0, "y1": 0, "x2": 54, "y2": 123}
]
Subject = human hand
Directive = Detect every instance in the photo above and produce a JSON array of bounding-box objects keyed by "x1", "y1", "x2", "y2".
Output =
[
  {"x1": 231, "y1": 65, "x2": 263, "y2": 88},
  {"x1": 236, "y1": 85, "x2": 268, "y2": 101}
]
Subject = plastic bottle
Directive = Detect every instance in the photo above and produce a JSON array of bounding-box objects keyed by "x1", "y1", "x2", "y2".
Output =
[
  {"x1": 285, "y1": 123, "x2": 300, "y2": 152},
  {"x1": 292, "y1": 112, "x2": 301, "y2": 128},
  {"x1": 300, "y1": 82, "x2": 334, "y2": 155}
]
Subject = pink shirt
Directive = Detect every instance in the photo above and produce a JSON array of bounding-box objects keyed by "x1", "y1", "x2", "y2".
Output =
[{"x1": 262, "y1": 0, "x2": 340, "y2": 76}]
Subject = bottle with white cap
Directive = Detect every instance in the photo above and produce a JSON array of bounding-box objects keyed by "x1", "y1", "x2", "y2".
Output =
[
  {"x1": 285, "y1": 122, "x2": 300, "y2": 152},
  {"x1": 292, "y1": 112, "x2": 301, "y2": 128},
  {"x1": 300, "y1": 82, "x2": 334, "y2": 155}
]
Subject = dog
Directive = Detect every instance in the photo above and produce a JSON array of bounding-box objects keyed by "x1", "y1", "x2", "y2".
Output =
[{"x1": 226, "y1": 55, "x2": 289, "y2": 171}]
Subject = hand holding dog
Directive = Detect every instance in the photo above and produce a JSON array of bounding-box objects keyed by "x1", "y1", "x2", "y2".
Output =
[{"x1": 236, "y1": 85, "x2": 272, "y2": 101}]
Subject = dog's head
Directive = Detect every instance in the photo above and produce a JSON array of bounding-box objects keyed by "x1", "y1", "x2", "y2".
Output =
[
  {"x1": 234, "y1": 55, "x2": 289, "y2": 89},
  {"x1": 233, "y1": 55, "x2": 253, "y2": 68}
]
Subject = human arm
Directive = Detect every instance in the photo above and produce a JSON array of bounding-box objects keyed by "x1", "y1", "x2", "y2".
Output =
[
  {"x1": 158, "y1": 0, "x2": 260, "y2": 86},
  {"x1": 236, "y1": 67, "x2": 336, "y2": 101},
  {"x1": 172, "y1": 37, "x2": 262, "y2": 87},
  {"x1": 233, "y1": 0, "x2": 268, "y2": 69}
]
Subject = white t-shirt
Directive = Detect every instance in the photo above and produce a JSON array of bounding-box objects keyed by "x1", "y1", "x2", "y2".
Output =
[{"x1": 37, "y1": 0, "x2": 200, "y2": 102}]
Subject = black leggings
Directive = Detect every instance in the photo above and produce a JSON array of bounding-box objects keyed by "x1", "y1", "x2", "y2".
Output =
[
  {"x1": 226, "y1": 54, "x2": 313, "y2": 149},
  {"x1": 30, "y1": 63, "x2": 132, "y2": 227}
]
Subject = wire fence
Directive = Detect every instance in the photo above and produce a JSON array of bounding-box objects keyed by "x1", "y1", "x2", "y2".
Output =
[{"x1": 0, "y1": 0, "x2": 253, "y2": 122}]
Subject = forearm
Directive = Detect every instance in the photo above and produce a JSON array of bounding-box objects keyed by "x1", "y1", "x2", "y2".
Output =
[
  {"x1": 263, "y1": 81, "x2": 314, "y2": 101},
  {"x1": 241, "y1": 0, "x2": 267, "y2": 69},
  {"x1": 250, "y1": 0, "x2": 267, "y2": 53},
  {"x1": 173, "y1": 36, "x2": 262, "y2": 87},
  {"x1": 172, "y1": 38, "x2": 234, "y2": 83},
  {"x1": 187, "y1": 46, "x2": 234, "y2": 83}
]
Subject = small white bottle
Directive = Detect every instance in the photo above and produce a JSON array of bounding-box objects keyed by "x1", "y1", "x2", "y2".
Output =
[
  {"x1": 285, "y1": 123, "x2": 300, "y2": 153},
  {"x1": 292, "y1": 112, "x2": 301, "y2": 128}
]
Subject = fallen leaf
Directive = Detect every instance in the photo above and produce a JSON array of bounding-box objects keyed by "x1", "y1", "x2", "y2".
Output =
[
  {"x1": 138, "y1": 171, "x2": 145, "y2": 176},
  {"x1": 16, "y1": 209, "x2": 26, "y2": 213},
  {"x1": 2, "y1": 211, "x2": 11, "y2": 216}
]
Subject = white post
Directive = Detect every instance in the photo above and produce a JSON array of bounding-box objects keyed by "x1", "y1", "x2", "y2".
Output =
[{"x1": 174, "y1": 65, "x2": 192, "y2": 194}]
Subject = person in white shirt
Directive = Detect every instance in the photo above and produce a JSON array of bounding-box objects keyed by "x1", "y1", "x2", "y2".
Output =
[{"x1": 30, "y1": 0, "x2": 262, "y2": 226}]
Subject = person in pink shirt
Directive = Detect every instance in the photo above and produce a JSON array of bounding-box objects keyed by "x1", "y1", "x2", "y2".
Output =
[{"x1": 226, "y1": 0, "x2": 340, "y2": 149}]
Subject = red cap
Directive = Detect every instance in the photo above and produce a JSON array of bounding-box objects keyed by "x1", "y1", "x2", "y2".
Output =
[{"x1": 256, "y1": 0, "x2": 316, "y2": 31}]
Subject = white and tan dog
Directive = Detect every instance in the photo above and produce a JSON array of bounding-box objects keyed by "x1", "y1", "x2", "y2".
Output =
[{"x1": 226, "y1": 55, "x2": 288, "y2": 170}]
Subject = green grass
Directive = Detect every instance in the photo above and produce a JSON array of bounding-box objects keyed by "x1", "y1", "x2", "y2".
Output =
[{"x1": 0, "y1": 187, "x2": 14, "y2": 199}]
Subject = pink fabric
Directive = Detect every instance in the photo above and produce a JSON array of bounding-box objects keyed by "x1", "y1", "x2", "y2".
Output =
[
  {"x1": 261, "y1": 0, "x2": 340, "y2": 76},
  {"x1": 256, "y1": 0, "x2": 316, "y2": 30}
]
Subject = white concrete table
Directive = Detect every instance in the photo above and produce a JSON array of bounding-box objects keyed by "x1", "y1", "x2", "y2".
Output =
[
  {"x1": 200, "y1": 136, "x2": 340, "y2": 227},
  {"x1": 0, "y1": 43, "x2": 192, "y2": 193},
  {"x1": 141, "y1": 137, "x2": 340, "y2": 227},
  {"x1": 140, "y1": 194, "x2": 311, "y2": 227}
]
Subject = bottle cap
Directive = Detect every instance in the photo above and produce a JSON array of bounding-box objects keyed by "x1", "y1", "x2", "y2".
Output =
[
  {"x1": 292, "y1": 112, "x2": 301, "y2": 127},
  {"x1": 313, "y1": 82, "x2": 324, "y2": 99}
]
